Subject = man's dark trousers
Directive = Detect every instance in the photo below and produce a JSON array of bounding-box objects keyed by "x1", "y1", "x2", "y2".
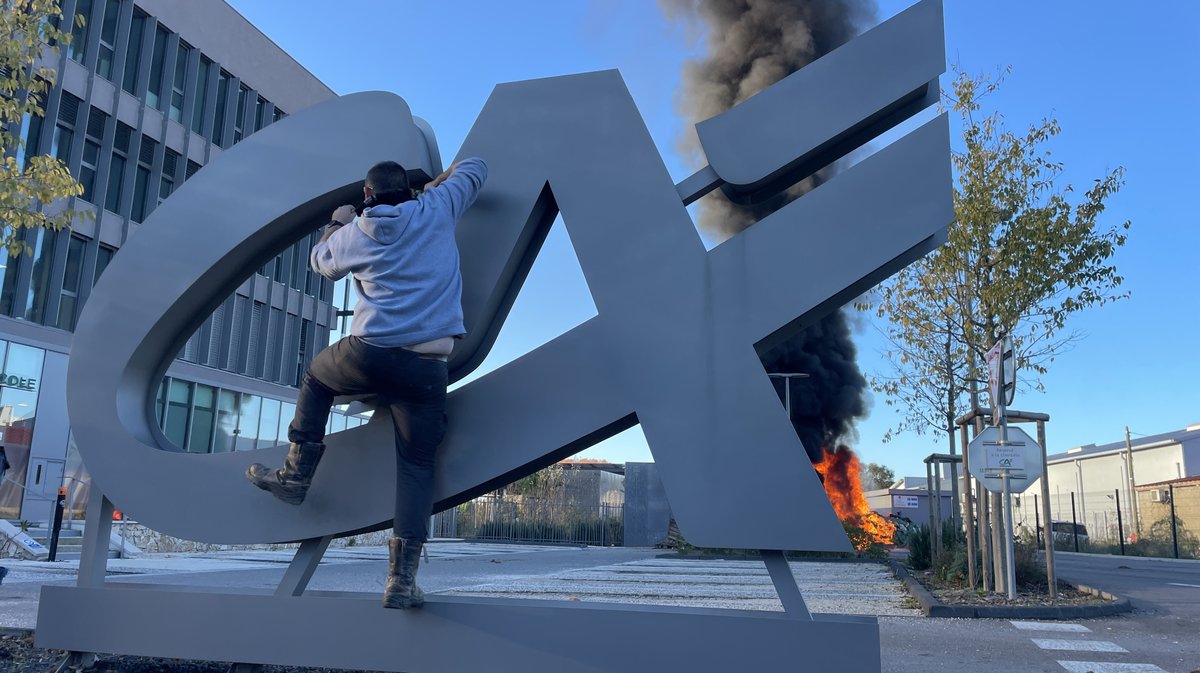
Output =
[{"x1": 289, "y1": 335, "x2": 447, "y2": 541}]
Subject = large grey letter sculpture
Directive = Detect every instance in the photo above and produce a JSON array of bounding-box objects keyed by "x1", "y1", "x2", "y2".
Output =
[{"x1": 38, "y1": 2, "x2": 949, "y2": 671}]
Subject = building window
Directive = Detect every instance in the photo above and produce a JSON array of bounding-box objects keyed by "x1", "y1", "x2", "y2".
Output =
[
  {"x1": 168, "y1": 42, "x2": 191, "y2": 123},
  {"x1": 273, "y1": 106, "x2": 285, "y2": 123},
  {"x1": 235, "y1": 393, "x2": 260, "y2": 451},
  {"x1": 290, "y1": 239, "x2": 307, "y2": 291},
  {"x1": 130, "y1": 135, "x2": 156, "y2": 222},
  {"x1": 94, "y1": 244, "x2": 115, "y2": 284},
  {"x1": 164, "y1": 378, "x2": 193, "y2": 449},
  {"x1": 50, "y1": 92, "x2": 81, "y2": 171},
  {"x1": 191, "y1": 56, "x2": 211, "y2": 135},
  {"x1": 254, "y1": 96, "x2": 267, "y2": 132},
  {"x1": 211, "y1": 70, "x2": 230, "y2": 145},
  {"x1": 304, "y1": 232, "x2": 321, "y2": 297},
  {"x1": 278, "y1": 402, "x2": 294, "y2": 444},
  {"x1": 56, "y1": 234, "x2": 87, "y2": 331},
  {"x1": 215, "y1": 389, "x2": 239, "y2": 453},
  {"x1": 121, "y1": 10, "x2": 145, "y2": 95},
  {"x1": 0, "y1": 342, "x2": 47, "y2": 519},
  {"x1": 159, "y1": 148, "x2": 178, "y2": 204},
  {"x1": 189, "y1": 384, "x2": 216, "y2": 453},
  {"x1": 131, "y1": 166, "x2": 150, "y2": 222},
  {"x1": 16, "y1": 111, "x2": 44, "y2": 169},
  {"x1": 79, "y1": 139, "x2": 100, "y2": 203},
  {"x1": 0, "y1": 248, "x2": 20, "y2": 317},
  {"x1": 104, "y1": 152, "x2": 124, "y2": 212},
  {"x1": 257, "y1": 397, "x2": 281, "y2": 449},
  {"x1": 67, "y1": 0, "x2": 93, "y2": 63},
  {"x1": 105, "y1": 122, "x2": 132, "y2": 214},
  {"x1": 95, "y1": 0, "x2": 120, "y2": 80},
  {"x1": 232, "y1": 84, "x2": 248, "y2": 143},
  {"x1": 50, "y1": 124, "x2": 73, "y2": 165},
  {"x1": 79, "y1": 107, "x2": 107, "y2": 204},
  {"x1": 23, "y1": 229, "x2": 57, "y2": 323},
  {"x1": 145, "y1": 25, "x2": 169, "y2": 111}
]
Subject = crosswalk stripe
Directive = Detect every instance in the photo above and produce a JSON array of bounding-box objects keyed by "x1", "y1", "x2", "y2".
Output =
[
  {"x1": 1033, "y1": 639, "x2": 1128, "y2": 653},
  {"x1": 1058, "y1": 662, "x2": 1167, "y2": 673},
  {"x1": 1010, "y1": 621, "x2": 1091, "y2": 632}
]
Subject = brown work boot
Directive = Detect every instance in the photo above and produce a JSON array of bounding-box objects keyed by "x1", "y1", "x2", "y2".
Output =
[
  {"x1": 382, "y1": 537, "x2": 425, "y2": 609},
  {"x1": 246, "y1": 442, "x2": 325, "y2": 505}
]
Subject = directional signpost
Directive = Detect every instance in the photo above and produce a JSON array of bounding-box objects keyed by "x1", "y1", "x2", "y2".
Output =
[
  {"x1": 968, "y1": 425, "x2": 1042, "y2": 600},
  {"x1": 970, "y1": 336, "x2": 1037, "y2": 599}
]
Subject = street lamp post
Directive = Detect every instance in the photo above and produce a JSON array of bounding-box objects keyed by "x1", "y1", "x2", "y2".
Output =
[{"x1": 767, "y1": 373, "x2": 810, "y2": 421}]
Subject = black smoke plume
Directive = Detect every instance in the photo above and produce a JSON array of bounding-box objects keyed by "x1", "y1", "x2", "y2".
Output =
[
  {"x1": 761, "y1": 315, "x2": 867, "y2": 463},
  {"x1": 660, "y1": 0, "x2": 877, "y2": 459}
]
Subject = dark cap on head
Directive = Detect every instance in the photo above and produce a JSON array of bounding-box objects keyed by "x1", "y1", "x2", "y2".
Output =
[{"x1": 365, "y1": 160, "x2": 410, "y2": 195}]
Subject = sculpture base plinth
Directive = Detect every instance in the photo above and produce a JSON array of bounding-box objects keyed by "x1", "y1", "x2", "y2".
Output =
[{"x1": 37, "y1": 585, "x2": 880, "y2": 672}]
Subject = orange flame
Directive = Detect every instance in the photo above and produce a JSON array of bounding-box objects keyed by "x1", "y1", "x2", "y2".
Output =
[{"x1": 813, "y1": 446, "x2": 895, "y2": 548}]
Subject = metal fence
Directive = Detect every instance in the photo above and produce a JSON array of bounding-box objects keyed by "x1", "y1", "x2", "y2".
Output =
[
  {"x1": 432, "y1": 494, "x2": 624, "y2": 547},
  {"x1": 1010, "y1": 483, "x2": 1199, "y2": 559}
]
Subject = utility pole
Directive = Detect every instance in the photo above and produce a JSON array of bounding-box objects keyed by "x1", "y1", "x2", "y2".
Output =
[{"x1": 1124, "y1": 426, "x2": 1141, "y2": 536}]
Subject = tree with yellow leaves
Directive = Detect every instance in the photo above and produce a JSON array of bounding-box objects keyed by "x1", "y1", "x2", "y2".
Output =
[
  {"x1": 865, "y1": 67, "x2": 1130, "y2": 455},
  {"x1": 2, "y1": 0, "x2": 90, "y2": 256}
]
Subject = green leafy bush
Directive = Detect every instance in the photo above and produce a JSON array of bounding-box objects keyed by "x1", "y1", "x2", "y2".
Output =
[{"x1": 907, "y1": 524, "x2": 932, "y2": 570}]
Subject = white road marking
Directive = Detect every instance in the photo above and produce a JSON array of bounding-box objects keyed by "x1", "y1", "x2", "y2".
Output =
[
  {"x1": 1034, "y1": 639, "x2": 1128, "y2": 653},
  {"x1": 1010, "y1": 620, "x2": 1091, "y2": 633},
  {"x1": 1058, "y1": 662, "x2": 1167, "y2": 673},
  {"x1": 1166, "y1": 582, "x2": 1200, "y2": 588}
]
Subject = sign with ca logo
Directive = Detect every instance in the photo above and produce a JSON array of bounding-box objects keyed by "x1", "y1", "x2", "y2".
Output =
[{"x1": 968, "y1": 426, "x2": 1044, "y2": 494}]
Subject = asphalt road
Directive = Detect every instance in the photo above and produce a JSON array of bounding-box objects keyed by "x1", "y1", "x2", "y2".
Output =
[
  {"x1": 1053, "y1": 551, "x2": 1200, "y2": 618},
  {"x1": 879, "y1": 552, "x2": 1200, "y2": 673}
]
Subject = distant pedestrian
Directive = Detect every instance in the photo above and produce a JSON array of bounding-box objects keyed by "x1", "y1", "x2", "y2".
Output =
[{"x1": 0, "y1": 446, "x2": 9, "y2": 585}]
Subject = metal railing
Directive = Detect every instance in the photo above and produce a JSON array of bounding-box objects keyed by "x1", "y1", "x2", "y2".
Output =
[
  {"x1": 1012, "y1": 485, "x2": 1198, "y2": 559},
  {"x1": 432, "y1": 495, "x2": 623, "y2": 547}
]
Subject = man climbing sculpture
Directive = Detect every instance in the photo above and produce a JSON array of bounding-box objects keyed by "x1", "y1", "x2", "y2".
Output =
[{"x1": 247, "y1": 157, "x2": 487, "y2": 608}]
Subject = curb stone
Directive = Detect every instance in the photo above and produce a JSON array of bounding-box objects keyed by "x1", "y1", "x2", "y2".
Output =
[{"x1": 888, "y1": 560, "x2": 1133, "y2": 619}]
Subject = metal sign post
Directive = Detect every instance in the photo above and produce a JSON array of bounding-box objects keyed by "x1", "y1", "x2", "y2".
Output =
[
  {"x1": 996, "y1": 356, "x2": 1016, "y2": 599},
  {"x1": 981, "y1": 337, "x2": 1020, "y2": 597},
  {"x1": 968, "y1": 415, "x2": 1042, "y2": 599}
]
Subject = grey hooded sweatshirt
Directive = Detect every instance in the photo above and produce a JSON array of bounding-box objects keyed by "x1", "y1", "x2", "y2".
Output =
[{"x1": 310, "y1": 157, "x2": 487, "y2": 348}]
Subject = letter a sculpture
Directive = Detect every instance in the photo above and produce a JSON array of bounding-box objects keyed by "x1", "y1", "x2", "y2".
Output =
[{"x1": 39, "y1": 2, "x2": 950, "y2": 671}]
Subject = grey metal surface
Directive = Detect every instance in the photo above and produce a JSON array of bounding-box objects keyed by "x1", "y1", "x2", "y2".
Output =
[
  {"x1": 622, "y1": 462, "x2": 672, "y2": 547},
  {"x1": 65, "y1": 91, "x2": 440, "y2": 545},
  {"x1": 47, "y1": 1, "x2": 950, "y2": 668},
  {"x1": 274, "y1": 536, "x2": 331, "y2": 597},
  {"x1": 37, "y1": 587, "x2": 881, "y2": 673},
  {"x1": 66, "y1": 64, "x2": 949, "y2": 551},
  {"x1": 761, "y1": 550, "x2": 812, "y2": 620},
  {"x1": 697, "y1": 0, "x2": 943, "y2": 204}
]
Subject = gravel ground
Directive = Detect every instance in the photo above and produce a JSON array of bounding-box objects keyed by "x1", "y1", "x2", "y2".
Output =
[
  {"x1": 0, "y1": 632, "x2": 367, "y2": 673},
  {"x1": 3, "y1": 556, "x2": 913, "y2": 671}
]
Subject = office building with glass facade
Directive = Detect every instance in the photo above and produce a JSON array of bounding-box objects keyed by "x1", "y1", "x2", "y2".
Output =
[{"x1": 1, "y1": 0, "x2": 364, "y2": 522}]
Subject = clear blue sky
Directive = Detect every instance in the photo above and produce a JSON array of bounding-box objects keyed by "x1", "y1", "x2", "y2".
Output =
[{"x1": 227, "y1": 1, "x2": 1198, "y2": 478}]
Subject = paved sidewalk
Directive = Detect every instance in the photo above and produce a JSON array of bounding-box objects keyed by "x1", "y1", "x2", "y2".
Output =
[{"x1": 0, "y1": 543, "x2": 916, "y2": 631}]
